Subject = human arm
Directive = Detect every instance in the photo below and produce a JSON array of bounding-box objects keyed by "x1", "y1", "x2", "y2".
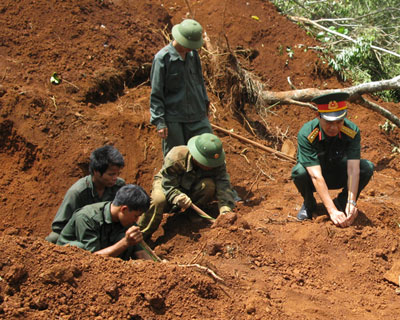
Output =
[
  {"x1": 214, "y1": 166, "x2": 235, "y2": 214},
  {"x1": 95, "y1": 225, "x2": 143, "y2": 257},
  {"x1": 149, "y1": 55, "x2": 168, "y2": 136},
  {"x1": 306, "y1": 165, "x2": 348, "y2": 227},
  {"x1": 160, "y1": 150, "x2": 191, "y2": 204},
  {"x1": 343, "y1": 159, "x2": 360, "y2": 226}
]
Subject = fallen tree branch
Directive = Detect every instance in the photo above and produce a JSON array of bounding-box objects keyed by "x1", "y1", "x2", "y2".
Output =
[
  {"x1": 289, "y1": 16, "x2": 400, "y2": 59},
  {"x1": 256, "y1": 77, "x2": 400, "y2": 127},
  {"x1": 212, "y1": 123, "x2": 296, "y2": 163},
  {"x1": 259, "y1": 75, "x2": 400, "y2": 104},
  {"x1": 178, "y1": 263, "x2": 224, "y2": 282},
  {"x1": 358, "y1": 96, "x2": 400, "y2": 127},
  {"x1": 202, "y1": 27, "x2": 400, "y2": 134}
]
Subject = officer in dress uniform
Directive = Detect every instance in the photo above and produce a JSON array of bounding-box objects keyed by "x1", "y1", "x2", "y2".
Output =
[{"x1": 291, "y1": 92, "x2": 374, "y2": 227}]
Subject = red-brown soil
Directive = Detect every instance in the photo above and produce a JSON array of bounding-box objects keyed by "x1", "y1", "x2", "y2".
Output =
[{"x1": 1, "y1": 0, "x2": 400, "y2": 319}]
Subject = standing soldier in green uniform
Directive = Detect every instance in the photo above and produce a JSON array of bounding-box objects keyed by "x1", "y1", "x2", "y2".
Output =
[
  {"x1": 149, "y1": 18, "x2": 212, "y2": 156},
  {"x1": 46, "y1": 145, "x2": 126, "y2": 243},
  {"x1": 57, "y1": 184, "x2": 153, "y2": 260},
  {"x1": 291, "y1": 92, "x2": 374, "y2": 227},
  {"x1": 138, "y1": 133, "x2": 236, "y2": 240}
]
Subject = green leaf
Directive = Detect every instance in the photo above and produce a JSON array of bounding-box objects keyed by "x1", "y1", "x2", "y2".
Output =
[{"x1": 337, "y1": 26, "x2": 348, "y2": 35}]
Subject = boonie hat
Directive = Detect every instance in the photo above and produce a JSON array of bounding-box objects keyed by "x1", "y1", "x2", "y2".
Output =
[
  {"x1": 188, "y1": 133, "x2": 225, "y2": 168},
  {"x1": 312, "y1": 92, "x2": 350, "y2": 121},
  {"x1": 172, "y1": 19, "x2": 203, "y2": 50}
]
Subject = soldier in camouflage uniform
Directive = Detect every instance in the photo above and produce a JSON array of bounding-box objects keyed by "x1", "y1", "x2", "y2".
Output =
[
  {"x1": 149, "y1": 18, "x2": 212, "y2": 156},
  {"x1": 291, "y1": 92, "x2": 374, "y2": 227},
  {"x1": 138, "y1": 133, "x2": 235, "y2": 239}
]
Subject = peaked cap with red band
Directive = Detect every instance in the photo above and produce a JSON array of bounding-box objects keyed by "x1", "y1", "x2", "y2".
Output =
[{"x1": 312, "y1": 92, "x2": 350, "y2": 121}]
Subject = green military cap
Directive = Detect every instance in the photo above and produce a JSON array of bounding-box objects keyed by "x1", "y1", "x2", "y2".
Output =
[
  {"x1": 188, "y1": 133, "x2": 225, "y2": 168},
  {"x1": 312, "y1": 92, "x2": 350, "y2": 121},
  {"x1": 172, "y1": 19, "x2": 203, "y2": 50}
]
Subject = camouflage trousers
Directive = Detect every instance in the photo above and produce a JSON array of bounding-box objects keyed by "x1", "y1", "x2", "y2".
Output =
[{"x1": 138, "y1": 177, "x2": 215, "y2": 239}]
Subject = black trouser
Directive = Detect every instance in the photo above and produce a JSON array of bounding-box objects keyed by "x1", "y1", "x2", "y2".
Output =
[{"x1": 291, "y1": 159, "x2": 374, "y2": 210}]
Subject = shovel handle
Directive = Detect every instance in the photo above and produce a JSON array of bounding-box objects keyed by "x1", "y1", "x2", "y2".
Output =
[
  {"x1": 191, "y1": 204, "x2": 216, "y2": 221},
  {"x1": 139, "y1": 241, "x2": 162, "y2": 262}
]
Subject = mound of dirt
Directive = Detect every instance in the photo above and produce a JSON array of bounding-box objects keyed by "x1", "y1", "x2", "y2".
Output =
[{"x1": 1, "y1": 0, "x2": 400, "y2": 319}]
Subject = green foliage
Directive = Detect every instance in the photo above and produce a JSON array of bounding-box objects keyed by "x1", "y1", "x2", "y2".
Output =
[
  {"x1": 379, "y1": 119, "x2": 397, "y2": 133},
  {"x1": 271, "y1": 0, "x2": 400, "y2": 101},
  {"x1": 391, "y1": 145, "x2": 400, "y2": 154}
]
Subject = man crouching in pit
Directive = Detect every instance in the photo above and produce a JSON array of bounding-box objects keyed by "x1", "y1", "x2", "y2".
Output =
[
  {"x1": 138, "y1": 133, "x2": 237, "y2": 240},
  {"x1": 57, "y1": 184, "x2": 153, "y2": 260}
]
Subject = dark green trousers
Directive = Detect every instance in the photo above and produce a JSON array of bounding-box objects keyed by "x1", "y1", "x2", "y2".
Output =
[
  {"x1": 162, "y1": 118, "x2": 212, "y2": 156},
  {"x1": 291, "y1": 159, "x2": 374, "y2": 210}
]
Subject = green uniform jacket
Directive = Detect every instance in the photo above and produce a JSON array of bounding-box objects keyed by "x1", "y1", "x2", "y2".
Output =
[
  {"x1": 149, "y1": 42, "x2": 209, "y2": 130},
  {"x1": 156, "y1": 146, "x2": 235, "y2": 211},
  {"x1": 57, "y1": 202, "x2": 129, "y2": 252},
  {"x1": 51, "y1": 175, "x2": 125, "y2": 234},
  {"x1": 297, "y1": 118, "x2": 361, "y2": 168}
]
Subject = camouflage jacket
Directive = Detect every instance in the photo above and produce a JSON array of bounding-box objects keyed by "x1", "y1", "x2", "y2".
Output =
[{"x1": 155, "y1": 146, "x2": 235, "y2": 211}]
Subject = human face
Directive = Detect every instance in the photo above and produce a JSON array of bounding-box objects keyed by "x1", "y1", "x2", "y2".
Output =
[
  {"x1": 173, "y1": 40, "x2": 192, "y2": 57},
  {"x1": 118, "y1": 207, "x2": 143, "y2": 227},
  {"x1": 192, "y1": 158, "x2": 213, "y2": 171},
  {"x1": 319, "y1": 117, "x2": 344, "y2": 137},
  {"x1": 93, "y1": 165, "x2": 121, "y2": 188}
]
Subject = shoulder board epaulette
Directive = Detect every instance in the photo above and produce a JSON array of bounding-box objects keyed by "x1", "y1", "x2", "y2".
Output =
[
  {"x1": 307, "y1": 127, "x2": 319, "y2": 143},
  {"x1": 340, "y1": 126, "x2": 357, "y2": 139}
]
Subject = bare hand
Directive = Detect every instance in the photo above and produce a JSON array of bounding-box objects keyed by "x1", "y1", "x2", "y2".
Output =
[
  {"x1": 157, "y1": 128, "x2": 168, "y2": 139},
  {"x1": 329, "y1": 210, "x2": 349, "y2": 228},
  {"x1": 125, "y1": 226, "x2": 143, "y2": 246},
  {"x1": 344, "y1": 203, "x2": 358, "y2": 226}
]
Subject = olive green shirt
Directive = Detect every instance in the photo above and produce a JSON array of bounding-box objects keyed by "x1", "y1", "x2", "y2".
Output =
[
  {"x1": 297, "y1": 118, "x2": 361, "y2": 168},
  {"x1": 51, "y1": 175, "x2": 125, "y2": 234},
  {"x1": 57, "y1": 202, "x2": 135, "y2": 253},
  {"x1": 156, "y1": 146, "x2": 235, "y2": 211},
  {"x1": 150, "y1": 42, "x2": 209, "y2": 130}
]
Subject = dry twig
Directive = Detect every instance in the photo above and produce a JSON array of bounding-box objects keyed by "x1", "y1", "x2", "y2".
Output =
[
  {"x1": 189, "y1": 242, "x2": 208, "y2": 264},
  {"x1": 178, "y1": 263, "x2": 224, "y2": 282},
  {"x1": 245, "y1": 170, "x2": 262, "y2": 200},
  {"x1": 50, "y1": 96, "x2": 58, "y2": 111}
]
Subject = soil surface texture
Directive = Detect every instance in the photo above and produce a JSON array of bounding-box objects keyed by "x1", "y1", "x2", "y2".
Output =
[{"x1": 1, "y1": 0, "x2": 400, "y2": 319}]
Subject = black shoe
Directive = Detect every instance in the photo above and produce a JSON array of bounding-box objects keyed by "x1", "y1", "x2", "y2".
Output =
[{"x1": 297, "y1": 203, "x2": 314, "y2": 220}]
